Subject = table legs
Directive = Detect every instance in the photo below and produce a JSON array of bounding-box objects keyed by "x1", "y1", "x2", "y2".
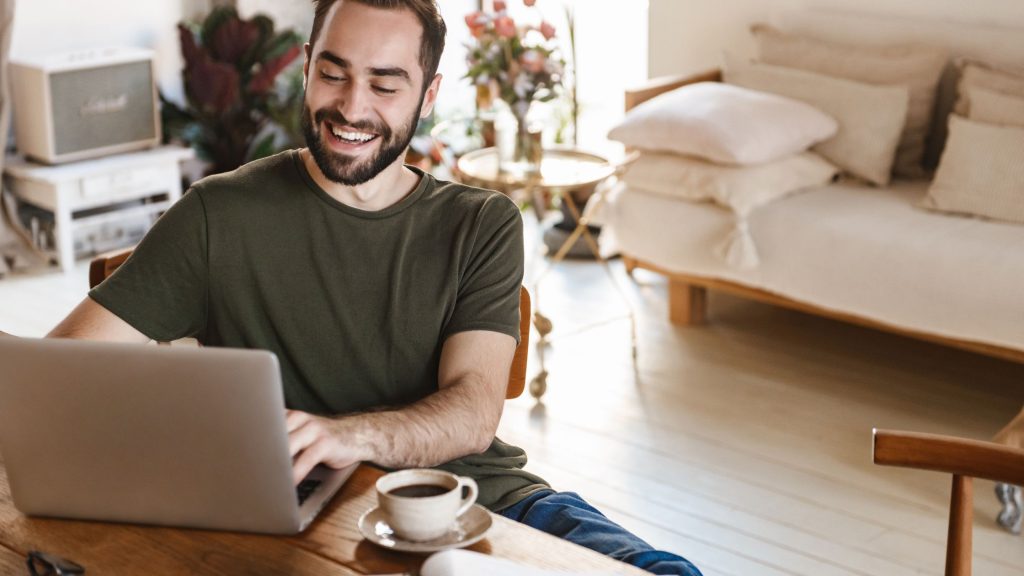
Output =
[
  {"x1": 54, "y1": 206, "x2": 74, "y2": 275},
  {"x1": 995, "y1": 483, "x2": 1022, "y2": 534},
  {"x1": 993, "y1": 407, "x2": 1024, "y2": 534},
  {"x1": 528, "y1": 184, "x2": 638, "y2": 400}
]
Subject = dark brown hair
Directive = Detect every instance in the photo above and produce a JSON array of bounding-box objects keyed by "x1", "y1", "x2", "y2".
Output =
[{"x1": 309, "y1": 0, "x2": 446, "y2": 89}]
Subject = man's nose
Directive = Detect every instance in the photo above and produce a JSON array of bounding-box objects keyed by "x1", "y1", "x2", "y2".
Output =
[{"x1": 336, "y1": 83, "x2": 371, "y2": 125}]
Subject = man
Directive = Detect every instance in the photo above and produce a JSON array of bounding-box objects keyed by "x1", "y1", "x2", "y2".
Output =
[{"x1": 47, "y1": 1, "x2": 700, "y2": 574}]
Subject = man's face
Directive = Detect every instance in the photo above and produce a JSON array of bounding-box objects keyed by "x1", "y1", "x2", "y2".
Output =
[{"x1": 302, "y1": 1, "x2": 439, "y2": 186}]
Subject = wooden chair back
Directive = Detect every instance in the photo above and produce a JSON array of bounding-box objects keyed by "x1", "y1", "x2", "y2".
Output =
[
  {"x1": 873, "y1": 428, "x2": 1024, "y2": 576},
  {"x1": 90, "y1": 249, "x2": 531, "y2": 399}
]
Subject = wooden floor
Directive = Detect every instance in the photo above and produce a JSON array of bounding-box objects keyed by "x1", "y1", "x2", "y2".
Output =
[{"x1": 2, "y1": 228, "x2": 1023, "y2": 575}]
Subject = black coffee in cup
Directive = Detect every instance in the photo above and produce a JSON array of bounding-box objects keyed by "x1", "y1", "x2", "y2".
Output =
[
  {"x1": 377, "y1": 469, "x2": 479, "y2": 541},
  {"x1": 388, "y1": 483, "x2": 449, "y2": 498}
]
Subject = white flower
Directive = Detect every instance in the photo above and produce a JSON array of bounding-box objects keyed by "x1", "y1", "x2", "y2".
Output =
[
  {"x1": 545, "y1": 58, "x2": 563, "y2": 76},
  {"x1": 513, "y1": 74, "x2": 534, "y2": 101}
]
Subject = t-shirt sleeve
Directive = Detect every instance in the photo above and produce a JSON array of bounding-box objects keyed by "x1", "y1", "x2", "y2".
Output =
[
  {"x1": 88, "y1": 189, "x2": 209, "y2": 341},
  {"x1": 444, "y1": 193, "x2": 524, "y2": 343}
]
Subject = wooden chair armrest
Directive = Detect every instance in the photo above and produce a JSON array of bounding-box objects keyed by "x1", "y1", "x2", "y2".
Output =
[
  {"x1": 88, "y1": 247, "x2": 136, "y2": 289},
  {"x1": 624, "y1": 68, "x2": 722, "y2": 112},
  {"x1": 506, "y1": 286, "x2": 531, "y2": 399},
  {"x1": 873, "y1": 428, "x2": 1024, "y2": 485}
]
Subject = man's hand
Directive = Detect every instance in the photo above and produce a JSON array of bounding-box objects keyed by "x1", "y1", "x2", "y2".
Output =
[
  {"x1": 286, "y1": 409, "x2": 370, "y2": 485},
  {"x1": 285, "y1": 330, "x2": 514, "y2": 484}
]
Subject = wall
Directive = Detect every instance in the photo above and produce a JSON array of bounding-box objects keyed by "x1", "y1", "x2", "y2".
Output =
[
  {"x1": 648, "y1": 0, "x2": 1024, "y2": 78},
  {"x1": 10, "y1": 0, "x2": 214, "y2": 103}
]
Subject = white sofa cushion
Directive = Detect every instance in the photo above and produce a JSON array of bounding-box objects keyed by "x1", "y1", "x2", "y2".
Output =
[
  {"x1": 621, "y1": 150, "x2": 838, "y2": 269},
  {"x1": 751, "y1": 24, "x2": 946, "y2": 178},
  {"x1": 607, "y1": 81, "x2": 837, "y2": 165},
  {"x1": 723, "y1": 57, "x2": 909, "y2": 186},
  {"x1": 777, "y1": 10, "x2": 1024, "y2": 168},
  {"x1": 968, "y1": 86, "x2": 1024, "y2": 128},
  {"x1": 623, "y1": 150, "x2": 838, "y2": 216},
  {"x1": 922, "y1": 115, "x2": 1024, "y2": 224},
  {"x1": 954, "y1": 61, "x2": 1024, "y2": 116}
]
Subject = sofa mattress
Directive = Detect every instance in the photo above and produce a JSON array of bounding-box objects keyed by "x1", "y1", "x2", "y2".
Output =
[{"x1": 601, "y1": 179, "x2": 1024, "y2": 351}]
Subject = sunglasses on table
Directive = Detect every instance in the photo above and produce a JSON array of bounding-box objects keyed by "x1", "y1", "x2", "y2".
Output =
[{"x1": 26, "y1": 551, "x2": 85, "y2": 576}]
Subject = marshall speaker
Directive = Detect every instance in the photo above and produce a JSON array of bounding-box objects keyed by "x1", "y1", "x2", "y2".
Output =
[{"x1": 10, "y1": 47, "x2": 160, "y2": 165}]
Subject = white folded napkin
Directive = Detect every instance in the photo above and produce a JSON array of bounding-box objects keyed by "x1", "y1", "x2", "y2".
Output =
[{"x1": 420, "y1": 549, "x2": 619, "y2": 576}]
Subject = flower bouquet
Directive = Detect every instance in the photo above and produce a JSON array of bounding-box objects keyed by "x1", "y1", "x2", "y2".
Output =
[{"x1": 464, "y1": 0, "x2": 564, "y2": 173}]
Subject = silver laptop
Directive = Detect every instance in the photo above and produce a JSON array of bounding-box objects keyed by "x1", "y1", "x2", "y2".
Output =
[{"x1": 0, "y1": 337, "x2": 356, "y2": 534}]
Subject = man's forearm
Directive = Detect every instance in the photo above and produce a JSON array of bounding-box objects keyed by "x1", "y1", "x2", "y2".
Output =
[
  {"x1": 286, "y1": 330, "x2": 514, "y2": 483},
  {"x1": 341, "y1": 376, "x2": 500, "y2": 468},
  {"x1": 286, "y1": 375, "x2": 504, "y2": 483}
]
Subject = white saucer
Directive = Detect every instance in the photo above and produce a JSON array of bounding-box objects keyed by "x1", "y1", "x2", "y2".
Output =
[{"x1": 357, "y1": 504, "x2": 492, "y2": 553}]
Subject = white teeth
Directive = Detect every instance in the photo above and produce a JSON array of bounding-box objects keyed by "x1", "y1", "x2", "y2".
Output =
[{"x1": 330, "y1": 126, "x2": 375, "y2": 142}]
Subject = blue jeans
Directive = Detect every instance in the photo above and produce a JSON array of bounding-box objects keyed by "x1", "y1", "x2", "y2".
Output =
[{"x1": 500, "y1": 489, "x2": 703, "y2": 576}]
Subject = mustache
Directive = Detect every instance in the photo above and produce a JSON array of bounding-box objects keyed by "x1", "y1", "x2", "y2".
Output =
[{"x1": 313, "y1": 108, "x2": 388, "y2": 136}]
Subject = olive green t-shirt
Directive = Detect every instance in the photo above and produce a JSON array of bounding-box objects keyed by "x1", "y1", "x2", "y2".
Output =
[{"x1": 89, "y1": 150, "x2": 549, "y2": 511}]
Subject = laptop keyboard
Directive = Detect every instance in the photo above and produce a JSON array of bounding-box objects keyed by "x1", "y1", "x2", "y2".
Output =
[{"x1": 296, "y1": 479, "x2": 323, "y2": 505}]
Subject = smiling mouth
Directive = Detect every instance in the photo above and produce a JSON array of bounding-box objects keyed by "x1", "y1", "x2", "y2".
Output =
[{"x1": 326, "y1": 122, "x2": 380, "y2": 147}]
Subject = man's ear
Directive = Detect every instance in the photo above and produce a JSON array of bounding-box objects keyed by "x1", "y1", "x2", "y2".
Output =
[
  {"x1": 420, "y1": 73, "x2": 443, "y2": 119},
  {"x1": 302, "y1": 43, "x2": 312, "y2": 90}
]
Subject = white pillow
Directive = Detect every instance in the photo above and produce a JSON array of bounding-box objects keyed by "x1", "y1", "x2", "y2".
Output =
[
  {"x1": 922, "y1": 115, "x2": 1024, "y2": 225},
  {"x1": 723, "y1": 56, "x2": 909, "y2": 186},
  {"x1": 607, "y1": 81, "x2": 837, "y2": 165},
  {"x1": 954, "y1": 61, "x2": 1024, "y2": 116},
  {"x1": 968, "y1": 86, "x2": 1024, "y2": 128},
  {"x1": 623, "y1": 150, "x2": 838, "y2": 216},
  {"x1": 751, "y1": 24, "x2": 946, "y2": 178}
]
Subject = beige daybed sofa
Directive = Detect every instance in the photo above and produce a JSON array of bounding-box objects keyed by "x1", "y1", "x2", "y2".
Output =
[{"x1": 601, "y1": 10, "x2": 1024, "y2": 364}]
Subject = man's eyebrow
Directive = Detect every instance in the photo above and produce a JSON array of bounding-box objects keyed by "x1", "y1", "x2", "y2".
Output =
[
  {"x1": 316, "y1": 51, "x2": 348, "y2": 68},
  {"x1": 369, "y1": 66, "x2": 412, "y2": 84},
  {"x1": 316, "y1": 51, "x2": 412, "y2": 84}
]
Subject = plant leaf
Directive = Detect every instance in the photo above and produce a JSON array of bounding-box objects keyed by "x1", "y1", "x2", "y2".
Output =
[
  {"x1": 240, "y1": 15, "x2": 275, "y2": 71},
  {"x1": 247, "y1": 132, "x2": 278, "y2": 162},
  {"x1": 247, "y1": 44, "x2": 301, "y2": 95},
  {"x1": 200, "y1": 6, "x2": 238, "y2": 49},
  {"x1": 209, "y1": 12, "x2": 262, "y2": 65}
]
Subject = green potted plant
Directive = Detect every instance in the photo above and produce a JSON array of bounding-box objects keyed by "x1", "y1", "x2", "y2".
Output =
[{"x1": 161, "y1": 7, "x2": 303, "y2": 176}]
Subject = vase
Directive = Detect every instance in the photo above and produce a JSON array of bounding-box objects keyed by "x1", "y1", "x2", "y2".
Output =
[{"x1": 497, "y1": 101, "x2": 542, "y2": 177}]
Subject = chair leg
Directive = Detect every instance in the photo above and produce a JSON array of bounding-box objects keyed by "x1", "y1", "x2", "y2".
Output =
[
  {"x1": 946, "y1": 475, "x2": 973, "y2": 576},
  {"x1": 668, "y1": 278, "x2": 707, "y2": 326},
  {"x1": 995, "y1": 483, "x2": 1023, "y2": 535}
]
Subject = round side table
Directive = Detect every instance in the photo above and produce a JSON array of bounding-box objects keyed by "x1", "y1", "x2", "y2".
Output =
[{"x1": 456, "y1": 147, "x2": 639, "y2": 399}]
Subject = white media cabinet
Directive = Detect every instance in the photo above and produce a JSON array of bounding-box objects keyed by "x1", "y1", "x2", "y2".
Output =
[{"x1": 3, "y1": 145, "x2": 194, "y2": 274}]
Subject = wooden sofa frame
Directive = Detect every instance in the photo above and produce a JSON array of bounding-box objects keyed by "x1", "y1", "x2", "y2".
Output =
[{"x1": 622, "y1": 69, "x2": 1024, "y2": 365}]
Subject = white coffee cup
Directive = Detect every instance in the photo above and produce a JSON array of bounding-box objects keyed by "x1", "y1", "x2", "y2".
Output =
[{"x1": 376, "y1": 469, "x2": 479, "y2": 542}]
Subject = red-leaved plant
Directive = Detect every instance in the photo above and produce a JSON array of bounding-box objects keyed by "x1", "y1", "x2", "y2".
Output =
[{"x1": 161, "y1": 7, "x2": 303, "y2": 176}]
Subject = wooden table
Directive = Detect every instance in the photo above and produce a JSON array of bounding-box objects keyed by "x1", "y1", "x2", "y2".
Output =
[{"x1": 0, "y1": 462, "x2": 646, "y2": 575}]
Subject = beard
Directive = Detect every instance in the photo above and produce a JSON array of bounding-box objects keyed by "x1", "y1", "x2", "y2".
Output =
[{"x1": 301, "y1": 94, "x2": 423, "y2": 187}]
